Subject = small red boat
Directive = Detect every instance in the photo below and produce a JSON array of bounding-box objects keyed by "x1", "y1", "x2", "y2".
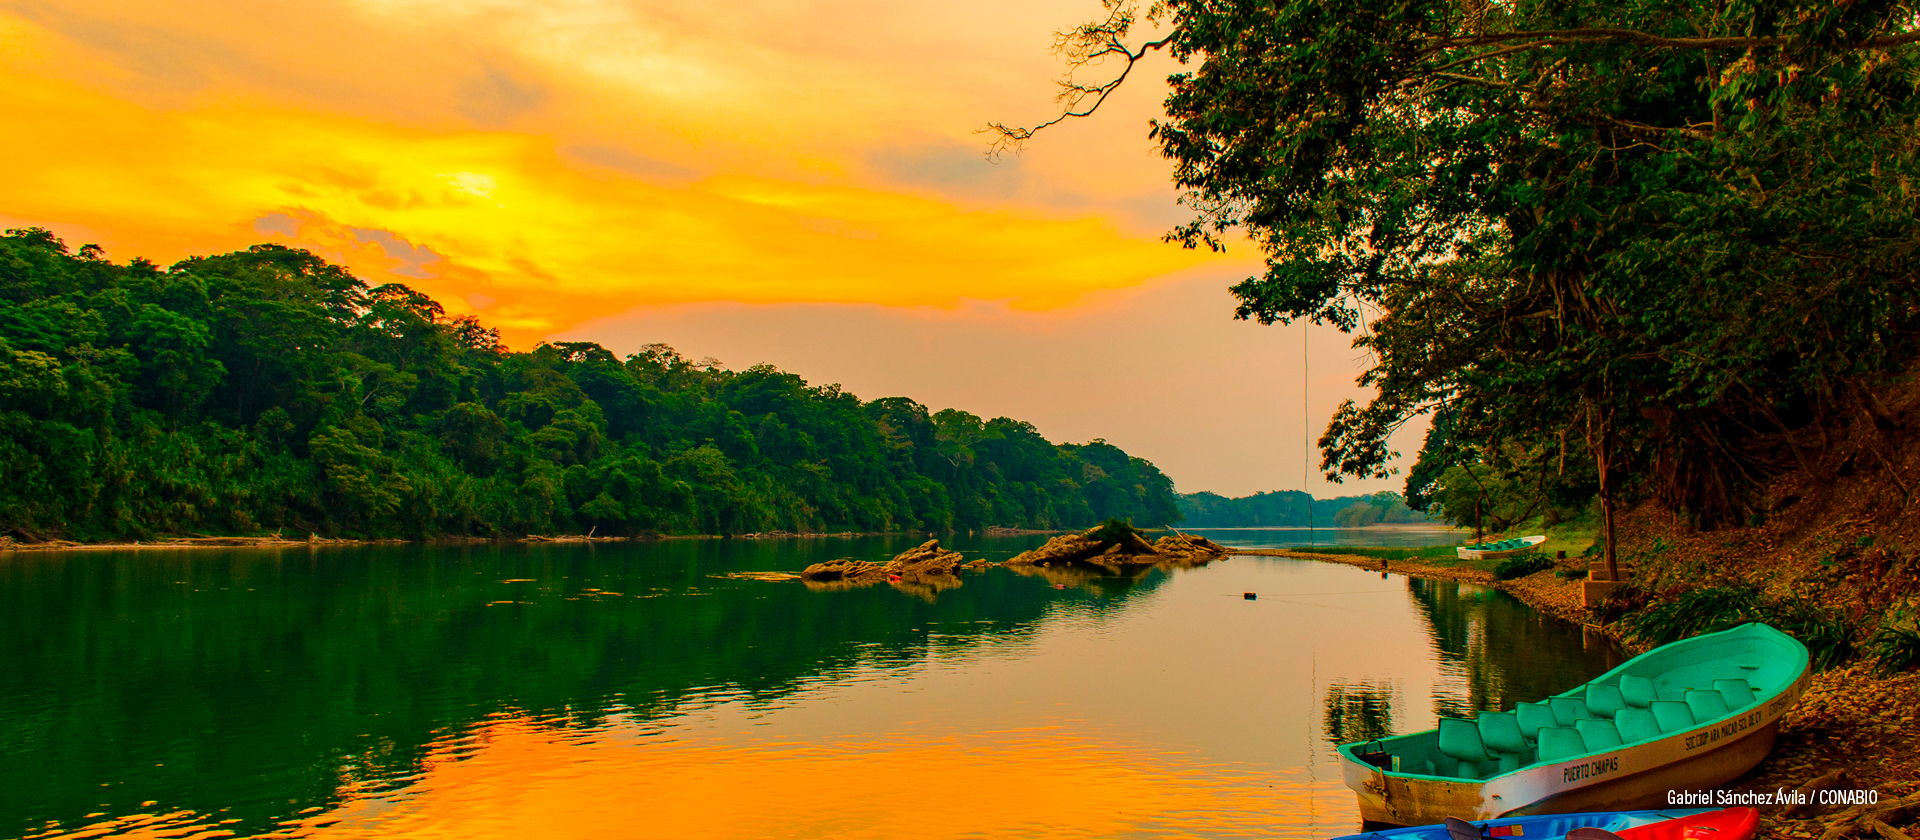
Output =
[{"x1": 1612, "y1": 808, "x2": 1758, "y2": 840}]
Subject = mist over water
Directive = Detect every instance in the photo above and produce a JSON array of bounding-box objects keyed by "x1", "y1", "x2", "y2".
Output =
[{"x1": 2, "y1": 533, "x2": 1619, "y2": 839}]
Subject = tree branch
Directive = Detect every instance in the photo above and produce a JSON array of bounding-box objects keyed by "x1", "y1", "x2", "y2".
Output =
[
  {"x1": 984, "y1": 31, "x2": 1174, "y2": 158},
  {"x1": 1447, "y1": 27, "x2": 1920, "y2": 52}
]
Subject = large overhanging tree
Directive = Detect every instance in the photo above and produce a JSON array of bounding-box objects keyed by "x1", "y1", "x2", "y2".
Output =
[{"x1": 995, "y1": 0, "x2": 1920, "y2": 575}]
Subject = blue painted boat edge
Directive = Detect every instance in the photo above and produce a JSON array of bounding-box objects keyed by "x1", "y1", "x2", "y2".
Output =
[{"x1": 1324, "y1": 808, "x2": 1718, "y2": 840}]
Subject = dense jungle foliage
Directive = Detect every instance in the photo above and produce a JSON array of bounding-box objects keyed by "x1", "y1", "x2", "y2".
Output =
[
  {"x1": 1009, "y1": 0, "x2": 1920, "y2": 569},
  {"x1": 0, "y1": 229, "x2": 1182, "y2": 540}
]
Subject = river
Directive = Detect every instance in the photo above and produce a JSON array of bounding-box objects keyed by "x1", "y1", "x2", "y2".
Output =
[{"x1": 1, "y1": 529, "x2": 1621, "y2": 839}]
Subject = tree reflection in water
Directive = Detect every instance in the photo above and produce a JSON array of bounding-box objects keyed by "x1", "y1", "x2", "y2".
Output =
[
  {"x1": 1323, "y1": 680, "x2": 1398, "y2": 745},
  {"x1": 1406, "y1": 576, "x2": 1623, "y2": 718}
]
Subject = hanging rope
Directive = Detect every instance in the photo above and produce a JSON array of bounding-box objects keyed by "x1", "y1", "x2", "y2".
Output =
[{"x1": 1305, "y1": 318, "x2": 1313, "y2": 545}]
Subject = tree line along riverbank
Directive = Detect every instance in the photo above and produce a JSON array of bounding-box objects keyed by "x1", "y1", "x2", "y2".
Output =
[{"x1": 0, "y1": 230, "x2": 1181, "y2": 542}]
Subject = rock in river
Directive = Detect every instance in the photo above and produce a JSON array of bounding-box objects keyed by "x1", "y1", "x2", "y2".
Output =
[
  {"x1": 800, "y1": 540, "x2": 967, "y2": 588},
  {"x1": 883, "y1": 539, "x2": 965, "y2": 576},
  {"x1": 1005, "y1": 522, "x2": 1229, "y2": 570},
  {"x1": 798, "y1": 558, "x2": 884, "y2": 582}
]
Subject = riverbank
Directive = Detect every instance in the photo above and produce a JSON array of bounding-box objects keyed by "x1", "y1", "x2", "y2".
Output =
[
  {"x1": 0, "y1": 527, "x2": 1076, "y2": 553},
  {"x1": 0, "y1": 533, "x2": 730, "y2": 552},
  {"x1": 1236, "y1": 544, "x2": 1920, "y2": 837}
]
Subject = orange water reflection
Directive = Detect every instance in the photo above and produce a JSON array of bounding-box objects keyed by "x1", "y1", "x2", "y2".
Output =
[{"x1": 60, "y1": 715, "x2": 1350, "y2": 840}]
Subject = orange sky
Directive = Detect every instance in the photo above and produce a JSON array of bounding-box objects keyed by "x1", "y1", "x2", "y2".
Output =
[{"x1": 0, "y1": 0, "x2": 1420, "y2": 496}]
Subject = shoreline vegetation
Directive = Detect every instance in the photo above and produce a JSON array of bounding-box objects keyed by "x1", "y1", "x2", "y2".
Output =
[
  {"x1": 0, "y1": 529, "x2": 989, "y2": 552},
  {"x1": 0, "y1": 521, "x2": 1465, "y2": 553}
]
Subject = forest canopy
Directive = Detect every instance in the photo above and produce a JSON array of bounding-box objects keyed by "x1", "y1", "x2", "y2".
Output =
[
  {"x1": 1176, "y1": 489, "x2": 1434, "y2": 527},
  {"x1": 1003, "y1": 0, "x2": 1920, "y2": 559},
  {"x1": 0, "y1": 230, "x2": 1182, "y2": 540}
]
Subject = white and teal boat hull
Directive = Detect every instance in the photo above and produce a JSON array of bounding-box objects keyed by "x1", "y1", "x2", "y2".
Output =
[{"x1": 1338, "y1": 623, "x2": 1811, "y2": 825}]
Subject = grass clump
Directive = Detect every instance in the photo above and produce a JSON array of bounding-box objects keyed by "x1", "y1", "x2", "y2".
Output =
[
  {"x1": 1302, "y1": 545, "x2": 1459, "y2": 563},
  {"x1": 1765, "y1": 597, "x2": 1856, "y2": 672},
  {"x1": 1869, "y1": 609, "x2": 1920, "y2": 675},
  {"x1": 1620, "y1": 585, "x2": 1857, "y2": 670},
  {"x1": 1085, "y1": 518, "x2": 1144, "y2": 544},
  {"x1": 1495, "y1": 554, "x2": 1555, "y2": 580},
  {"x1": 1621, "y1": 586, "x2": 1766, "y2": 645}
]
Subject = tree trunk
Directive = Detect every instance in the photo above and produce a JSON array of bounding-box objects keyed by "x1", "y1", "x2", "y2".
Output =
[
  {"x1": 1597, "y1": 419, "x2": 1619, "y2": 582},
  {"x1": 1586, "y1": 401, "x2": 1620, "y2": 582}
]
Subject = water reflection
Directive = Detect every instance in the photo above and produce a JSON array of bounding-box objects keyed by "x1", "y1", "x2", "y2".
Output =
[
  {"x1": 1405, "y1": 577, "x2": 1625, "y2": 717},
  {"x1": 2, "y1": 538, "x2": 1616, "y2": 839},
  {"x1": 1323, "y1": 681, "x2": 1398, "y2": 745}
]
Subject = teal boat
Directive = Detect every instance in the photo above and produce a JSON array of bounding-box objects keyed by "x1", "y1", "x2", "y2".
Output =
[{"x1": 1337, "y1": 623, "x2": 1811, "y2": 825}]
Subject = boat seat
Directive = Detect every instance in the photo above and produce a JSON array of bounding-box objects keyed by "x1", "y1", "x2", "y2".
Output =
[
  {"x1": 1714, "y1": 678, "x2": 1758, "y2": 711},
  {"x1": 1651, "y1": 700, "x2": 1697, "y2": 733},
  {"x1": 1536, "y1": 726, "x2": 1587, "y2": 762},
  {"x1": 1620, "y1": 674, "x2": 1657, "y2": 708},
  {"x1": 1687, "y1": 689, "x2": 1732, "y2": 722},
  {"x1": 1514, "y1": 702, "x2": 1556, "y2": 742},
  {"x1": 1438, "y1": 717, "x2": 1496, "y2": 763},
  {"x1": 1549, "y1": 696, "x2": 1591, "y2": 725},
  {"x1": 1493, "y1": 751, "x2": 1523, "y2": 774},
  {"x1": 1478, "y1": 711, "x2": 1530, "y2": 754},
  {"x1": 1575, "y1": 718, "x2": 1624, "y2": 750},
  {"x1": 1616, "y1": 707, "x2": 1662, "y2": 743},
  {"x1": 1586, "y1": 684, "x2": 1626, "y2": 719}
]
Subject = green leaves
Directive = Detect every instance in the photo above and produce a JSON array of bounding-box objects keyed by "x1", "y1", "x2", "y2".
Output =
[
  {"x1": 1135, "y1": 0, "x2": 1920, "y2": 521},
  {"x1": 0, "y1": 229, "x2": 1186, "y2": 539}
]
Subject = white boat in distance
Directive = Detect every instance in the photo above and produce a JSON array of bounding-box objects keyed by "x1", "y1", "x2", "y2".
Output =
[{"x1": 1456, "y1": 535, "x2": 1548, "y2": 560}]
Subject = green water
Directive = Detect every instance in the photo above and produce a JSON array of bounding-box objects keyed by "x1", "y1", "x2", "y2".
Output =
[{"x1": 1, "y1": 534, "x2": 1620, "y2": 839}]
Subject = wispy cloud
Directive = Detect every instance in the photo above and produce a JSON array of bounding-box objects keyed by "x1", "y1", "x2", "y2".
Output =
[{"x1": 0, "y1": 2, "x2": 1233, "y2": 346}]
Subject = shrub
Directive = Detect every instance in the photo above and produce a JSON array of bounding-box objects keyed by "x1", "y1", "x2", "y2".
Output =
[
  {"x1": 1621, "y1": 586, "x2": 1765, "y2": 646},
  {"x1": 1495, "y1": 554, "x2": 1554, "y2": 580},
  {"x1": 1084, "y1": 517, "x2": 1141, "y2": 544},
  {"x1": 1622, "y1": 586, "x2": 1858, "y2": 670},
  {"x1": 1764, "y1": 597, "x2": 1856, "y2": 672},
  {"x1": 1869, "y1": 610, "x2": 1920, "y2": 675}
]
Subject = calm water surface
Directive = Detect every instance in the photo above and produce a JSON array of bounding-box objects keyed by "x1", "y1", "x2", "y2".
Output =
[{"x1": 2, "y1": 532, "x2": 1620, "y2": 839}]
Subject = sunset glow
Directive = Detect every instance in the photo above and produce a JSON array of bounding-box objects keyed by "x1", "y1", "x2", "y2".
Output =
[
  {"x1": 0, "y1": 0, "x2": 1420, "y2": 495},
  {"x1": 0, "y1": 1, "x2": 1229, "y2": 346}
]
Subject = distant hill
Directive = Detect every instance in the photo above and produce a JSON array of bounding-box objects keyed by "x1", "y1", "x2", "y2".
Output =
[{"x1": 1176, "y1": 490, "x2": 1438, "y2": 528}]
